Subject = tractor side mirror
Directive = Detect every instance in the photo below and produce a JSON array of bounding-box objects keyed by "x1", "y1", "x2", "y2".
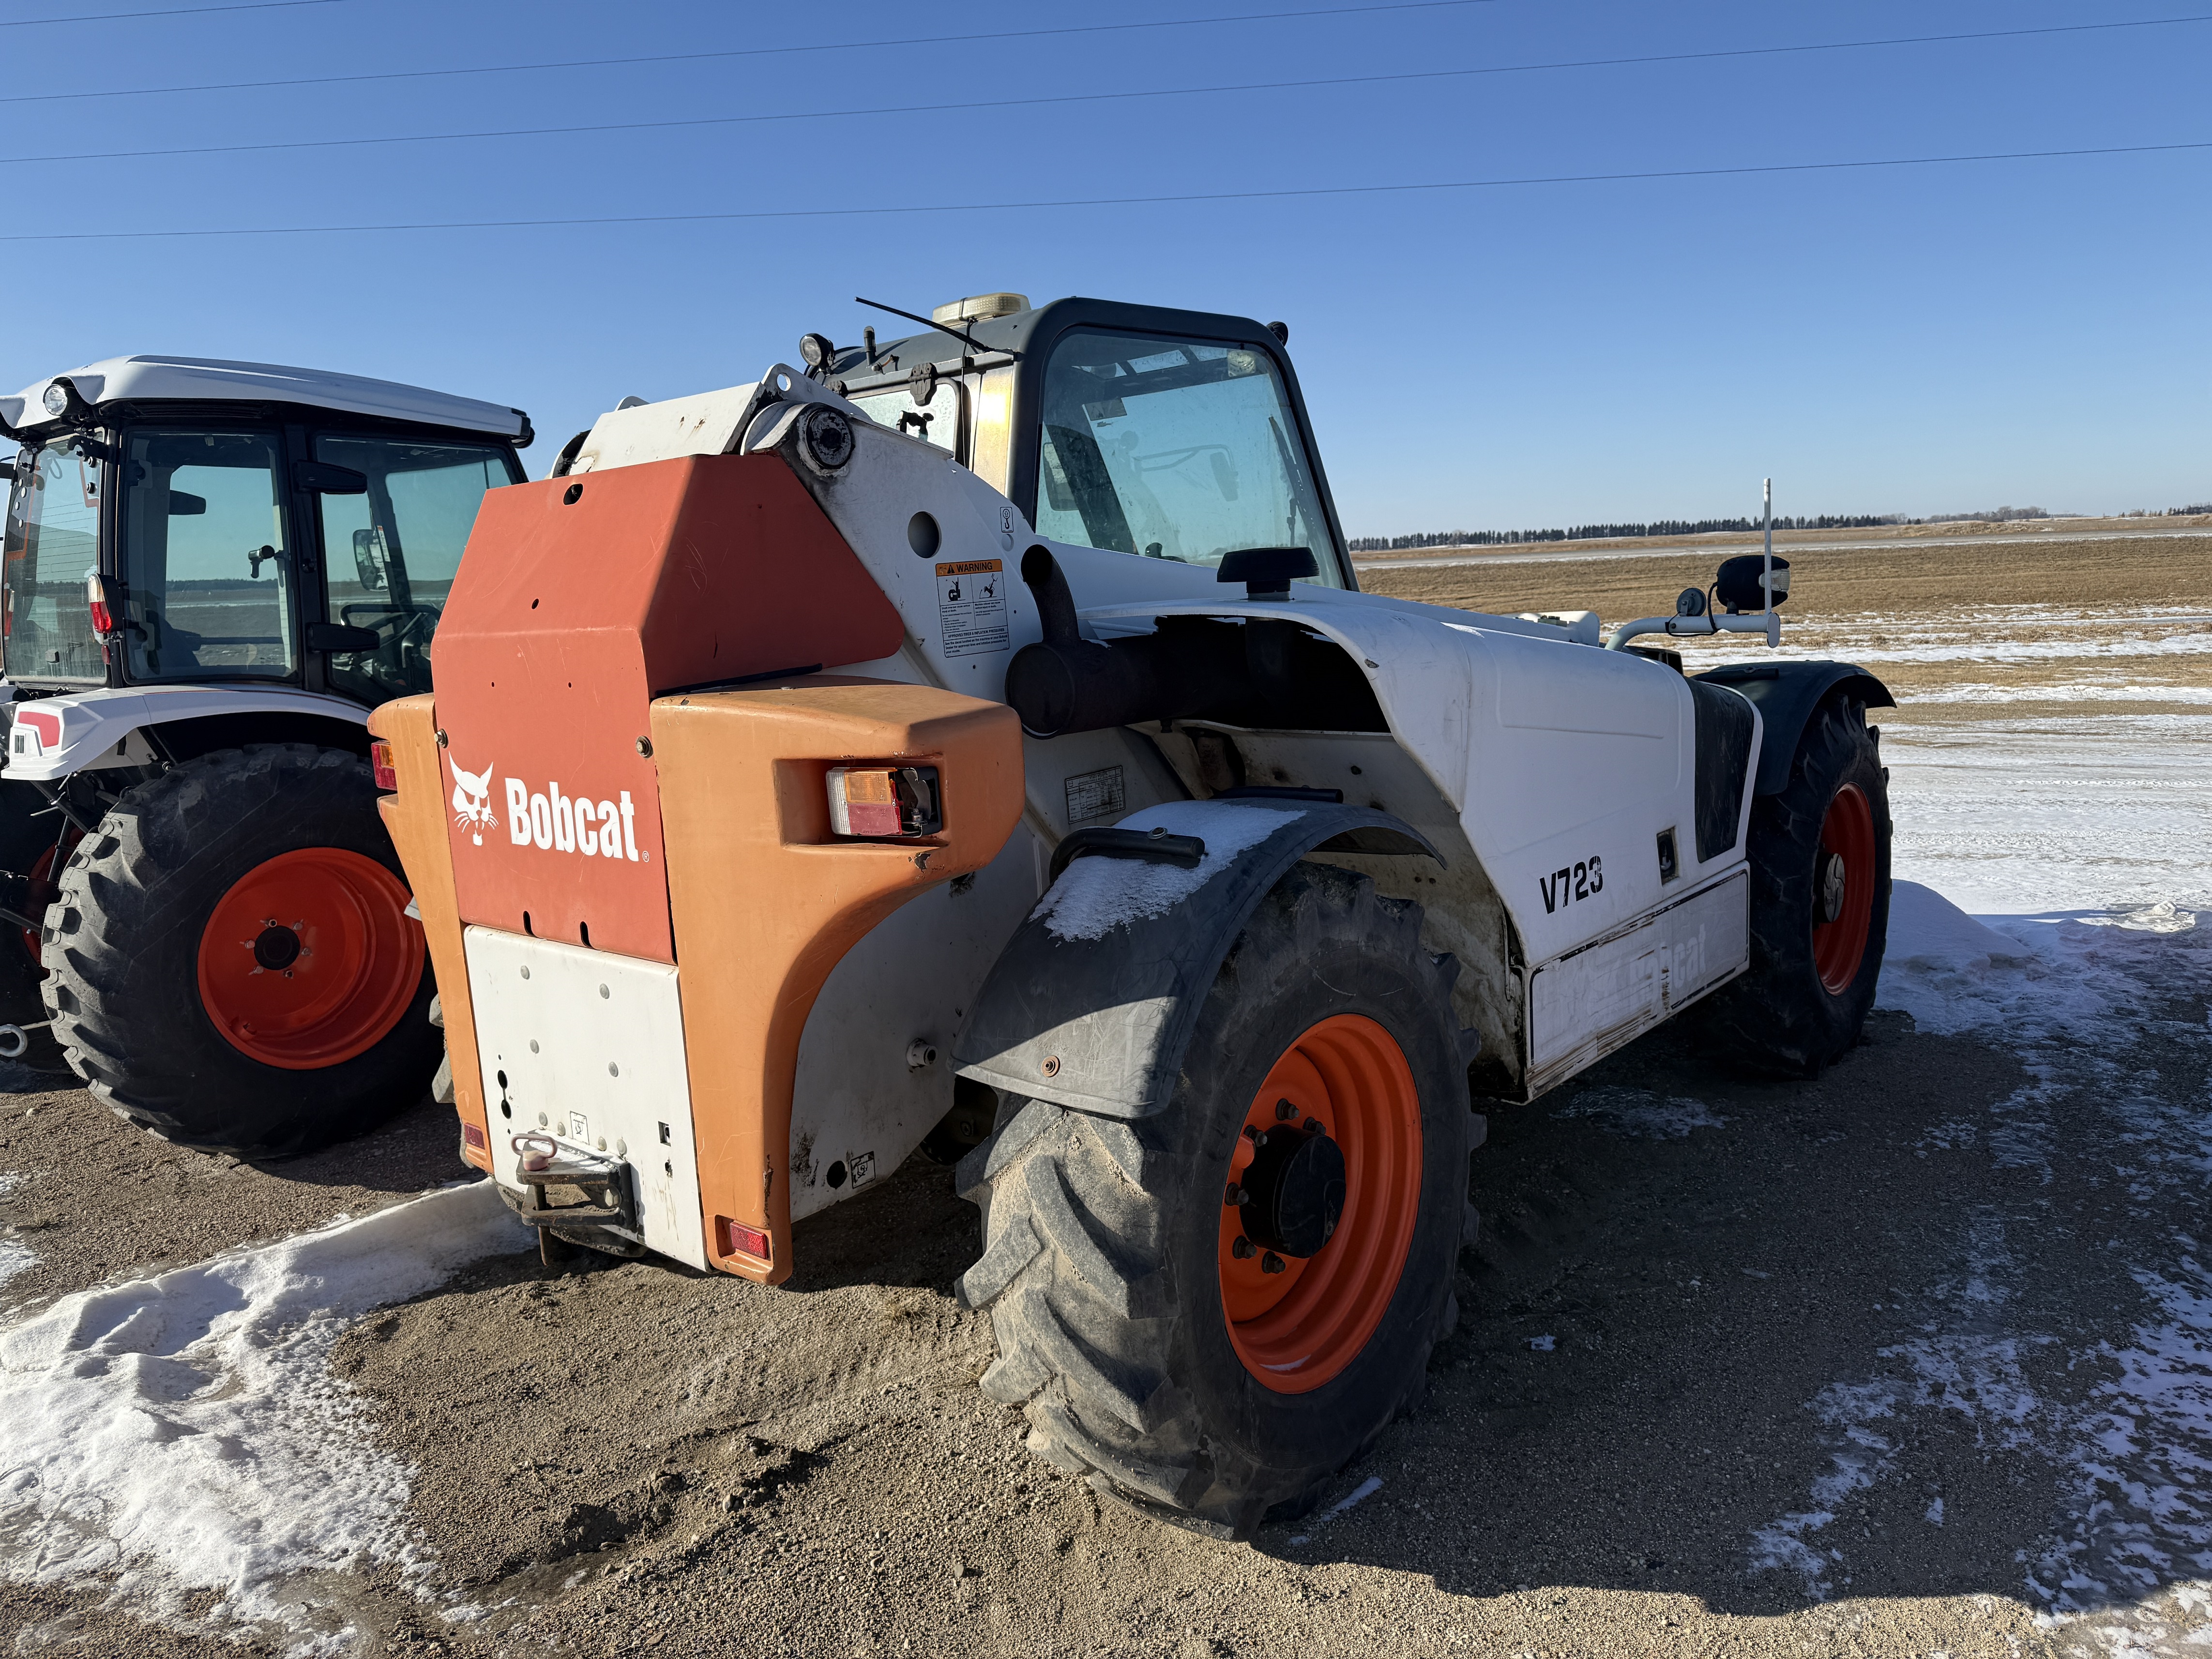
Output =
[
  {"x1": 1210, "y1": 449, "x2": 1240, "y2": 502},
  {"x1": 1714, "y1": 553, "x2": 1790, "y2": 614},
  {"x1": 1675, "y1": 587, "x2": 1707, "y2": 617},
  {"x1": 352, "y1": 527, "x2": 389, "y2": 591},
  {"x1": 167, "y1": 490, "x2": 206, "y2": 516}
]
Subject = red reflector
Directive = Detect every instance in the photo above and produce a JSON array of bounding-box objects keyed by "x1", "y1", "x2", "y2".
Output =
[
  {"x1": 715, "y1": 1216, "x2": 772, "y2": 1263},
  {"x1": 369, "y1": 739, "x2": 398, "y2": 792},
  {"x1": 86, "y1": 573, "x2": 113, "y2": 636},
  {"x1": 461, "y1": 1122, "x2": 487, "y2": 1150},
  {"x1": 16, "y1": 709, "x2": 59, "y2": 745}
]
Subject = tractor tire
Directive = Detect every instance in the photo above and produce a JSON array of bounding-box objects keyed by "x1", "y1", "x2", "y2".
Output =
[
  {"x1": 954, "y1": 862, "x2": 1473, "y2": 1540},
  {"x1": 41, "y1": 744, "x2": 439, "y2": 1157},
  {"x1": 1695, "y1": 695, "x2": 1892, "y2": 1076}
]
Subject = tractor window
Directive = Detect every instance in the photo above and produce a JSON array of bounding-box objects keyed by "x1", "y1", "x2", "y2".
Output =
[
  {"x1": 117, "y1": 429, "x2": 298, "y2": 682},
  {"x1": 313, "y1": 435, "x2": 519, "y2": 704},
  {"x1": 2, "y1": 437, "x2": 107, "y2": 683},
  {"x1": 850, "y1": 381, "x2": 961, "y2": 459},
  {"x1": 1032, "y1": 330, "x2": 1343, "y2": 586}
]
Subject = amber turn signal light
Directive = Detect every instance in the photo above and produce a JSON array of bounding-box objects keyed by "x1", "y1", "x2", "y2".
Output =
[
  {"x1": 826, "y1": 764, "x2": 942, "y2": 838},
  {"x1": 369, "y1": 739, "x2": 399, "y2": 792}
]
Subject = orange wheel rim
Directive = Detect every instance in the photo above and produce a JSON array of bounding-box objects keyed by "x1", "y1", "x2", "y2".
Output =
[
  {"x1": 1812, "y1": 782, "x2": 1877, "y2": 994},
  {"x1": 1219, "y1": 1014, "x2": 1423, "y2": 1394},
  {"x1": 195, "y1": 847, "x2": 424, "y2": 1070}
]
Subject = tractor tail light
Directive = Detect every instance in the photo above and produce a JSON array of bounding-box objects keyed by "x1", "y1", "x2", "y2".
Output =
[
  {"x1": 369, "y1": 739, "x2": 398, "y2": 792},
  {"x1": 826, "y1": 765, "x2": 942, "y2": 838},
  {"x1": 715, "y1": 1216, "x2": 772, "y2": 1264},
  {"x1": 86, "y1": 573, "x2": 113, "y2": 636}
]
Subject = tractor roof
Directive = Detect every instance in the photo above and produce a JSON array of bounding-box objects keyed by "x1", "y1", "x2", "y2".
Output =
[
  {"x1": 823, "y1": 296, "x2": 1283, "y2": 385},
  {"x1": 1, "y1": 355, "x2": 529, "y2": 444}
]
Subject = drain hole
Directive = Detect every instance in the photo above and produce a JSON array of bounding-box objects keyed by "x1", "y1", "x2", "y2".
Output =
[
  {"x1": 522, "y1": 910, "x2": 534, "y2": 936},
  {"x1": 579, "y1": 920, "x2": 591, "y2": 949},
  {"x1": 826, "y1": 1160, "x2": 848, "y2": 1189}
]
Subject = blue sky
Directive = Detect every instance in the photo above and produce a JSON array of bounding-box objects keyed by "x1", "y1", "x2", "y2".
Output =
[{"x1": 4, "y1": 0, "x2": 2205, "y2": 533}]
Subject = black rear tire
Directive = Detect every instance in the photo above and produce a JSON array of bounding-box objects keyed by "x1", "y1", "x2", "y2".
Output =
[
  {"x1": 1695, "y1": 696, "x2": 1892, "y2": 1076},
  {"x1": 40, "y1": 744, "x2": 439, "y2": 1156},
  {"x1": 954, "y1": 863, "x2": 1474, "y2": 1539}
]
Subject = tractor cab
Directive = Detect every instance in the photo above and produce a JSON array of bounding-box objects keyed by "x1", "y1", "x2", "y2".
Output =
[
  {"x1": 1, "y1": 357, "x2": 530, "y2": 712},
  {"x1": 800, "y1": 295, "x2": 1354, "y2": 591}
]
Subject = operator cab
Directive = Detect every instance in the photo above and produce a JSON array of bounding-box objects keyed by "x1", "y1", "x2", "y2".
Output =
[
  {"x1": 808, "y1": 295, "x2": 1355, "y2": 593},
  {"x1": 0, "y1": 356, "x2": 531, "y2": 707}
]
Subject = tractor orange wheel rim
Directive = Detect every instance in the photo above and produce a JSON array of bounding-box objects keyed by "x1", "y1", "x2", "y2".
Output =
[
  {"x1": 195, "y1": 848, "x2": 424, "y2": 1070},
  {"x1": 1219, "y1": 1014, "x2": 1424, "y2": 1394},
  {"x1": 1812, "y1": 782, "x2": 1878, "y2": 994}
]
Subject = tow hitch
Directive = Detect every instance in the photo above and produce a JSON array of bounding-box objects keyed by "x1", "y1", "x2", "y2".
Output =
[{"x1": 504, "y1": 1132, "x2": 644, "y2": 1258}]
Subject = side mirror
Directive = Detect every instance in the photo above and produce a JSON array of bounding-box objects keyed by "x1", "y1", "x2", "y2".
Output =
[
  {"x1": 1714, "y1": 553, "x2": 1789, "y2": 613},
  {"x1": 167, "y1": 490, "x2": 206, "y2": 516},
  {"x1": 292, "y1": 459, "x2": 368, "y2": 495},
  {"x1": 351, "y1": 527, "x2": 388, "y2": 591},
  {"x1": 1674, "y1": 587, "x2": 1707, "y2": 617},
  {"x1": 1210, "y1": 449, "x2": 1239, "y2": 502}
]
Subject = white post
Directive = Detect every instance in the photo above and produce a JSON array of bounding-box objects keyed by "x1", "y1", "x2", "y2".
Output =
[{"x1": 1762, "y1": 478, "x2": 1779, "y2": 649}]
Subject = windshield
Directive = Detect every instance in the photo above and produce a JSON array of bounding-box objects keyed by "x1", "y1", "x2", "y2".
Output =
[
  {"x1": 1033, "y1": 330, "x2": 1342, "y2": 586},
  {"x1": 314, "y1": 435, "x2": 517, "y2": 702},
  {"x1": 117, "y1": 428, "x2": 297, "y2": 681},
  {"x1": 3, "y1": 437, "x2": 108, "y2": 682}
]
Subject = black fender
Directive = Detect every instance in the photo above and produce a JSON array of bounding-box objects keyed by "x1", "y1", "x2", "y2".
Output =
[
  {"x1": 1693, "y1": 659, "x2": 1894, "y2": 796},
  {"x1": 953, "y1": 800, "x2": 1439, "y2": 1119}
]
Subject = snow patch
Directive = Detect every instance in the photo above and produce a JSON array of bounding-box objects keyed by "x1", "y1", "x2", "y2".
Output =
[
  {"x1": 0, "y1": 1180, "x2": 531, "y2": 1651},
  {"x1": 1030, "y1": 802, "x2": 1297, "y2": 941},
  {"x1": 1553, "y1": 1085, "x2": 1725, "y2": 1139},
  {"x1": 0, "y1": 1173, "x2": 29, "y2": 1292}
]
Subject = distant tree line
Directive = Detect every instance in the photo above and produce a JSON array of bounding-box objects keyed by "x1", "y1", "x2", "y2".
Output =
[{"x1": 1347, "y1": 513, "x2": 1907, "y2": 552}]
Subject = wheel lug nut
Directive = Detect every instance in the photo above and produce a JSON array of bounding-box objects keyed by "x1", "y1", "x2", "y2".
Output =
[
  {"x1": 1274, "y1": 1099, "x2": 1298, "y2": 1121},
  {"x1": 1232, "y1": 1236, "x2": 1256, "y2": 1260},
  {"x1": 1223, "y1": 1183, "x2": 1245, "y2": 1207},
  {"x1": 1261, "y1": 1252, "x2": 1285, "y2": 1274},
  {"x1": 1304, "y1": 1116, "x2": 1322, "y2": 1134}
]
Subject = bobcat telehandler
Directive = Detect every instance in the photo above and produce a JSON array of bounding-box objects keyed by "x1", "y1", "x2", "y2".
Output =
[
  {"x1": 371, "y1": 292, "x2": 1894, "y2": 1538},
  {"x1": 0, "y1": 356, "x2": 531, "y2": 1151}
]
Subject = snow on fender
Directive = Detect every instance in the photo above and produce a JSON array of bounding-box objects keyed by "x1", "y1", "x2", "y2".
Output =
[{"x1": 954, "y1": 798, "x2": 1439, "y2": 1119}]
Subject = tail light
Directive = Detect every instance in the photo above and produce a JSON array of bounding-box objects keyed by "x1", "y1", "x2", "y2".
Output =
[
  {"x1": 715, "y1": 1216, "x2": 772, "y2": 1264},
  {"x1": 826, "y1": 765, "x2": 942, "y2": 838},
  {"x1": 86, "y1": 573, "x2": 114, "y2": 637},
  {"x1": 369, "y1": 739, "x2": 398, "y2": 792}
]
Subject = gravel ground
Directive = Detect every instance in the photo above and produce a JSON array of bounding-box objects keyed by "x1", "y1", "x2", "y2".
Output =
[{"x1": 6, "y1": 962, "x2": 2207, "y2": 1657}]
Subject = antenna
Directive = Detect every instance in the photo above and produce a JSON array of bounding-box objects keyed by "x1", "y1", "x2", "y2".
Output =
[{"x1": 1762, "y1": 478, "x2": 1779, "y2": 649}]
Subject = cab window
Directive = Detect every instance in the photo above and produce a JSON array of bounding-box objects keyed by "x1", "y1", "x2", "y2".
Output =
[
  {"x1": 314, "y1": 436, "x2": 519, "y2": 703},
  {"x1": 1032, "y1": 330, "x2": 1342, "y2": 585},
  {"x1": 118, "y1": 429, "x2": 297, "y2": 681}
]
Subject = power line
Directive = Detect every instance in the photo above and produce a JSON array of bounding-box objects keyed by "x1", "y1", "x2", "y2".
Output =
[
  {"x1": 2, "y1": 139, "x2": 2203, "y2": 245},
  {"x1": 6, "y1": 14, "x2": 2206, "y2": 170},
  {"x1": 0, "y1": 0, "x2": 1499, "y2": 104},
  {"x1": 0, "y1": 0, "x2": 338, "y2": 26}
]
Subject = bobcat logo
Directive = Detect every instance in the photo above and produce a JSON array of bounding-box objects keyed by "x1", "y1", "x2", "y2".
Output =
[{"x1": 449, "y1": 756, "x2": 499, "y2": 845}]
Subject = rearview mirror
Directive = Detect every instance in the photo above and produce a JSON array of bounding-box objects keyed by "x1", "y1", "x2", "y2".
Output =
[
  {"x1": 167, "y1": 490, "x2": 206, "y2": 516},
  {"x1": 351, "y1": 527, "x2": 388, "y2": 591}
]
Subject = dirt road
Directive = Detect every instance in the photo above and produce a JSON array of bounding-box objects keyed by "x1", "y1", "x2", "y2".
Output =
[{"x1": 2, "y1": 539, "x2": 2208, "y2": 1658}]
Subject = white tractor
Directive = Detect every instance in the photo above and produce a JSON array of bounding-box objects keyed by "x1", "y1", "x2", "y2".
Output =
[
  {"x1": 0, "y1": 356, "x2": 531, "y2": 1153},
  {"x1": 372, "y1": 292, "x2": 1894, "y2": 1537}
]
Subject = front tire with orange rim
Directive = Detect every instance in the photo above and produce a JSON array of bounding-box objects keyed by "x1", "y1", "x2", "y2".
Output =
[
  {"x1": 41, "y1": 743, "x2": 440, "y2": 1155},
  {"x1": 1694, "y1": 695, "x2": 1893, "y2": 1076},
  {"x1": 956, "y1": 863, "x2": 1474, "y2": 1540}
]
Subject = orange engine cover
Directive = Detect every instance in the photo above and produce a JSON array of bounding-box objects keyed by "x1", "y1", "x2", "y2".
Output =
[{"x1": 430, "y1": 452, "x2": 905, "y2": 961}]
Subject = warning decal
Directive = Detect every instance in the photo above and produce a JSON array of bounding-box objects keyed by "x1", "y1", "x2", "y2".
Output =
[{"x1": 934, "y1": 559, "x2": 1009, "y2": 658}]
